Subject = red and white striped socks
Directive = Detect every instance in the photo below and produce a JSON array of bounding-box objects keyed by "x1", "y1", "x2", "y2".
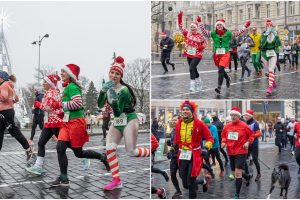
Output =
[
  {"x1": 268, "y1": 72, "x2": 275, "y2": 87},
  {"x1": 134, "y1": 147, "x2": 150, "y2": 157},
  {"x1": 106, "y1": 143, "x2": 120, "y2": 179}
]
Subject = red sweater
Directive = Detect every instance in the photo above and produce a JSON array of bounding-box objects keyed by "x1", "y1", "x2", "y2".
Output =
[
  {"x1": 151, "y1": 134, "x2": 159, "y2": 152},
  {"x1": 174, "y1": 116, "x2": 214, "y2": 177},
  {"x1": 294, "y1": 122, "x2": 300, "y2": 147},
  {"x1": 221, "y1": 120, "x2": 255, "y2": 156}
]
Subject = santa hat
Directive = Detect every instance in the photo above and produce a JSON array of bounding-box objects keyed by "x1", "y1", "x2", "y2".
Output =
[
  {"x1": 243, "y1": 109, "x2": 254, "y2": 118},
  {"x1": 44, "y1": 74, "x2": 61, "y2": 88},
  {"x1": 229, "y1": 107, "x2": 241, "y2": 116},
  {"x1": 179, "y1": 100, "x2": 197, "y2": 114},
  {"x1": 215, "y1": 19, "x2": 226, "y2": 29},
  {"x1": 61, "y1": 64, "x2": 80, "y2": 85},
  {"x1": 110, "y1": 56, "x2": 125, "y2": 77},
  {"x1": 160, "y1": 32, "x2": 167, "y2": 37},
  {"x1": 190, "y1": 21, "x2": 198, "y2": 28},
  {"x1": 266, "y1": 19, "x2": 274, "y2": 28}
]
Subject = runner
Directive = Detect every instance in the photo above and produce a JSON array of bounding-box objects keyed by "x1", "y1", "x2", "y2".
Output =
[
  {"x1": 199, "y1": 18, "x2": 251, "y2": 94},
  {"x1": 294, "y1": 118, "x2": 300, "y2": 175},
  {"x1": 274, "y1": 117, "x2": 285, "y2": 154},
  {"x1": 174, "y1": 100, "x2": 214, "y2": 198},
  {"x1": 177, "y1": 11, "x2": 208, "y2": 92},
  {"x1": 50, "y1": 64, "x2": 109, "y2": 187},
  {"x1": 259, "y1": 19, "x2": 282, "y2": 95},
  {"x1": 250, "y1": 27, "x2": 263, "y2": 77},
  {"x1": 25, "y1": 74, "x2": 63, "y2": 175},
  {"x1": 160, "y1": 32, "x2": 175, "y2": 74},
  {"x1": 283, "y1": 40, "x2": 292, "y2": 68},
  {"x1": 229, "y1": 37, "x2": 238, "y2": 73},
  {"x1": 243, "y1": 110, "x2": 261, "y2": 182},
  {"x1": 0, "y1": 71, "x2": 33, "y2": 161},
  {"x1": 221, "y1": 107, "x2": 255, "y2": 199},
  {"x1": 98, "y1": 56, "x2": 150, "y2": 190},
  {"x1": 287, "y1": 117, "x2": 296, "y2": 155}
]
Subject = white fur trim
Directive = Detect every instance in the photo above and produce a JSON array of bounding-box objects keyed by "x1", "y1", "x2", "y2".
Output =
[
  {"x1": 61, "y1": 66, "x2": 81, "y2": 86},
  {"x1": 106, "y1": 142, "x2": 118, "y2": 150},
  {"x1": 190, "y1": 23, "x2": 197, "y2": 28},
  {"x1": 230, "y1": 110, "x2": 241, "y2": 116},
  {"x1": 243, "y1": 113, "x2": 253, "y2": 118},
  {"x1": 44, "y1": 76, "x2": 55, "y2": 88},
  {"x1": 215, "y1": 21, "x2": 226, "y2": 29}
]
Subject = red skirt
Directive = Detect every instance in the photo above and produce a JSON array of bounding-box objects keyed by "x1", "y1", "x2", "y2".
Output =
[
  {"x1": 58, "y1": 118, "x2": 89, "y2": 148},
  {"x1": 213, "y1": 52, "x2": 231, "y2": 68}
]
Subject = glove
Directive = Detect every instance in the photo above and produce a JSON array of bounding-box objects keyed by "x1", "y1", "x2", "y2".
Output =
[
  {"x1": 197, "y1": 16, "x2": 201, "y2": 23},
  {"x1": 101, "y1": 80, "x2": 115, "y2": 92},
  {"x1": 58, "y1": 112, "x2": 64, "y2": 119},
  {"x1": 178, "y1": 11, "x2": 183, "y2": 25},
  {"x1": 52, "y1": 101, "x2": 62, "y2": 109},
  {"x1": 204, "y1": 141, "x2": 213, "y2": 150},
  {"x1": 244, "y1": 21, "x2": 251, "y2": 28},
  {"x1": 109, "y1": 89, "x2": 118, "y2": 101},
  {"x1": 34, "y1": 101, "x2": 41, "y2": 109},
  {"x1": 197, "y1": 45, "x2": 205, "y2": 52},
  {"x1": 200, "y1": 149, "x2": 208, "y2": 157}
]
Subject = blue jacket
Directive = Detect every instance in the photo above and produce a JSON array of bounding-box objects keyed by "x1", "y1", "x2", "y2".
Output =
[{"x1": 209, "y1": 124, "x2": 220, "y2": 149}]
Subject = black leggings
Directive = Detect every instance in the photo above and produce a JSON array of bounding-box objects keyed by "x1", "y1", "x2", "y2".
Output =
[
  {"x1": 170, "y1": 157, "x2": 181, "y2": 193},
  {"x1": 57, "y1": 140, "x2": 104, "y2": 175},
  {"x1": 161, "y1": 52, "x2": 174, "y2": 72},
  {"x1": 151, "y1": 166, "x2": 165, "y2": 176},
  {"x1": 187, "y1": 57, "x2": 201, "y2": 80},
  {"x1": 240, "y1": 57, "x2": 250, "y2": 78},
  {"x1": 30, "y1": 114, "x2": 44, "y2": 140},
  {"x1": 209, "y1": 148, "x2": 224, "y2": 171},
  {"x1": 287, "y1": 135, "x2": 295, "y2": 151},
  {"x1": 0, "y1": 109, "x2": 29, "y2": 150},
  {"x1": 217, "y1": 66, "x2": 229, "y2": 88},
  {"x1": 179, "y1": 159, "x2": 197, "y2": 199},
  {"x1": 37, "y1": 128, "x2": 60, "y2": 157},
  {"x1": 229, "y1": 52, "x2": 238, "y2": 71},
  {"x1": 102, "y1": 118, "x2": 110, "y2": 139},
  {"x1": 284, "y1": 54, "x2": 291, "y2": 65},
  {"x1": 295, "y1": 146, "x2": 300, "y2": 168},
  {"x1": 292, "y1": 54, "x2": 298, "y2": 66},
  {"x1": 249, "y1": 144, "x2": 261, "y2": 175}
]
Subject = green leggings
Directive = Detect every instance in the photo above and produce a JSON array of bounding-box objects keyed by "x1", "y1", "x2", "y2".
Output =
[
  {"x1": 251, "y1": 53, "x2": 263, "y2": 72},
  {"x1": 113, "y1": 112, "x2": 138, "y2": 134}
]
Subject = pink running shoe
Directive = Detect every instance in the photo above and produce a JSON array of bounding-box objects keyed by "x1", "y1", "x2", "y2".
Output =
[
  {"x1": 266, "y1": 86, "x2": 273, "y2": 95},
  {"x1": 272, "y1": 81, "x2": 277, "y2": 88},
  {"x1": 103, "y1": 178, "x2": 123, "y2": 190}
]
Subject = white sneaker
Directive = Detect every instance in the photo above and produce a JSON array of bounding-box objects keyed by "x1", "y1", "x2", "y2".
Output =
[
  {"x1": 189, "y1": 80, "x2": 196, "y2": 92},
  {"x1": 292, "y1": 151, "x2": 295, "y2": 155},
  {"x1": 82, "y1": 159, "x2": 90, "y2": 170},
  {"x1": 195, "y1": 78, "x2": 203, "y2": 91}
]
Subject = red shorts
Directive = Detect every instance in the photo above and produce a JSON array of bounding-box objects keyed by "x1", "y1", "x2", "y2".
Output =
[
  {"x1": 213, "y1": 52, "x2": 231, "y2": 68},
  {"x1": 58, "y1": 118, "x2": 89, "y2": 148}
]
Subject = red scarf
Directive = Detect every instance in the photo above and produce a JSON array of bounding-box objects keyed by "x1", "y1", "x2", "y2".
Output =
[
  {"x1": 216, "y1": 29, "x2": 225, "y2": 36},
  {"x1": 62, "y1": 80, "x2": 71, "y2": 88}
]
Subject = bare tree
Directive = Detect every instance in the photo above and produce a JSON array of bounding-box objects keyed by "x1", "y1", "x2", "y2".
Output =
[
  {"x1": 34, "y1": 65, "x2": 56, "y2": 85},
  {"x1": 123, "y1": 58, "x2": 150, "y2": 120}
]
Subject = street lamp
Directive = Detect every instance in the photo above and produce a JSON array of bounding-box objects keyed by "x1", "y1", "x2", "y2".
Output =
[{"x1": 32, "y1": 33, "x2": 49, "y2": 85}]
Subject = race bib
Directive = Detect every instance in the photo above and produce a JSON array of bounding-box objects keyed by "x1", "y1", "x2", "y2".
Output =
[
  {"x1": 292, "y1": 50, "x2": 296, "y2": 54},
  {"x1": 179, "y1": 150, "x2": 192, "y2": 160},
  {"x1": 187, "y1": 46, "x2": 197, "y2": 55},
  {"x1": 266, "y1": 50, "x2": 276, "y2": 57},
  {"x1": 241, "y1": 43, "x2": 248, "y2": 48},
  {"x1": 228, "y1": 132, "x2": 239, "y2": 140},
  {"x1": 216, "y1": 48, "x2": 225, "y2": 55},
  {"x1": 63, "y1": 111, "x2": 70, "y2": 122},
  {"x1": 44, "y1": 113, "x2": 49, "y2": 123},
  {"x1": 114, "y1": 113, "x2": 127, "y2": 127}
]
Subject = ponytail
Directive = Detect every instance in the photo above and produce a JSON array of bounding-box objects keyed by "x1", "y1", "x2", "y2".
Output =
[{"x1": 120, "y1": 79, "x2": 136, "y2": 107}]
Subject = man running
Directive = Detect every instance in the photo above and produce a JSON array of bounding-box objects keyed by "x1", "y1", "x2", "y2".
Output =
[{"x1": 160, "y1": 32, "x2": 175, "y2": 74}]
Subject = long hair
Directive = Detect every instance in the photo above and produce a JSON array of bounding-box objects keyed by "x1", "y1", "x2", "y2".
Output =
[{"x1": 120, "y1": 79, "x2": 136, "y2": 107}]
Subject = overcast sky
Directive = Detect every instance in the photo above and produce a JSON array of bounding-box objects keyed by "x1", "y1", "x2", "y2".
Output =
[{"x1": 1, "y1": 1, "x2": 150, "y2": 88}]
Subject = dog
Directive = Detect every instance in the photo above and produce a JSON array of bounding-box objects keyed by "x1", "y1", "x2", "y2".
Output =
[{"x1": 267, "y1": 164, "x2": 291, "y2": 199}]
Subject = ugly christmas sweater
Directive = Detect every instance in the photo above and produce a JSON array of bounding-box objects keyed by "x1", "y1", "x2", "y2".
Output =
[{"x1": 62, "y1": 82, "x2": 84, "y2": 119}]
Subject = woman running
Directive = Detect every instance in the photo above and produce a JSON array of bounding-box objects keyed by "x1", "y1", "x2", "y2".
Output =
[
  {"x1": 25, "y1": 74, "x2": 63, "y2": 175},
  {"x1": 199, "y1": 18, "x2": 251, "y2": 94},
  {"x1": 178, "y1": 11, "x2": 208, "y2": 92},
  {"x1": 50, "y1": 64, "x2": 109, "y2": 187},
  {"x1": 98, "y1": 56, "x2": 150, "y2": 190},
  {"x1": 259, "y1": 19, "x2": 282, "y2": 95}
]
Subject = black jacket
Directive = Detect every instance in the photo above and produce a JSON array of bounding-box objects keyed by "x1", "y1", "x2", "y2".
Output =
[
  {"x1": 274, "y1": 122, "x2": 284, "y2": 136},
  {"x1": 212, "y1": 116, "x2": 224, "y2": 136},
  {"x1": 32, "y1": 93, "x2": 44, "y2": 115},
  {"x1": 160, "y1": 37, "x2": 174, "y2": 53}
]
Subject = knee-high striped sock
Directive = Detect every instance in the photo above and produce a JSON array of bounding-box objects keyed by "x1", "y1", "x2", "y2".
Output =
[
  {"x1": 106, "y1": 143, "x2": 120, "y2": 179},
  {"x1": 268, "y1": 72, "x2": 275, "y2": 86},
  {"x1": 134, "y1": 147, "x2": 150, "y2": 157}
]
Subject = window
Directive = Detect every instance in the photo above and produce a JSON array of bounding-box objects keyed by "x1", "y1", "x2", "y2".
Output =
[
  {"x1": 239, "y1": 10, "x2": 243, "y2": 21},
  {"x1": 276, "y1": 2, "x2": 280, "y2": 16},
  {"x1": 248, "y1": 7, "x2": 251, "y2": 19},
  {"x1": 255, "y1": 4, "x2": 260, "y2": 18},
  {"x1": 227, "y1": 10, "x2": 232, "y2": 24},
  {"x1": 289, "y1": 1, "x2": 295, "y2": 15},
  {"x1": 266, "y1": 4, "x2": 270, "y2": 18}
]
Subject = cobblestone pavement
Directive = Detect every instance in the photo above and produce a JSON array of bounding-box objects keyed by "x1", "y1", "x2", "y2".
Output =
[
  {"x1": 151, "y1": 58, "x2": 300, "y2": 99},
  {"x1": 0, "y1": 130, "x2": 150, "y2": 199},
  {"x1": 151, "y1": 138, "x2": 300, "y2": 199}
]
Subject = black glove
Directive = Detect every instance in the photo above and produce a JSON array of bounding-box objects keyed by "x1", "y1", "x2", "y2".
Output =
[{"x1": 200, "y1": 149, "x2": 208, "y2": 157}]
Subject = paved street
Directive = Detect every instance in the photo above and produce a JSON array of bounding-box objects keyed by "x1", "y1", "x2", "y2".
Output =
[
  {"x1": 151, "y1": 54, "x2": 300, "y2": 99},
  {"x1": 0, "y1": 129, "x2": 150, "y2": 199},
  {"x1": 151, "y1": 138, "x2": 300, "y2": 199}
]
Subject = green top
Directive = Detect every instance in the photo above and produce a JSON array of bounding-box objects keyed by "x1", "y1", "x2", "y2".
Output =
[
  {"x1": 62, "y1": 82, "x2": 84, "y2": 119},
  {"x1": 211, "y1": 31, "x2": 233, "y2": 53},
  {"x1": 98, "y1": 85, "x2": 134, "y2": 117},
  {"x1": 260, "y1": 34, "x2": 282, "y2": 52}
]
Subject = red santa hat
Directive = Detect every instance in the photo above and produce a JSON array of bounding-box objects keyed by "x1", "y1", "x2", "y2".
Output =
[
  {"x1": 110, "y1": 56, "x2": 125, "y2": 77},
  {"x1": 160, "y1": 32, "x2": 167, "y2": 37},
  {"x1": 229, "y1": 107, "x2": 241, "y2": 116},
  {"x1": 266, "y1": 19, "x2": 274, "y2": 28},
  {"x1": 61, "y1": 64, "x2": 80, "y2": 85},
  {"x1": 215, "y1": 19, "x2": 226, "y2": 29},
  {"x1": 190, "y1": 21, "x2": 198, "y2": 28},
  {"x1": 243, "y1": 109, "x2": 254, "y2": 118},
  {"x1": 44, "y1": 74, "x2": 61, "y2": 88}
]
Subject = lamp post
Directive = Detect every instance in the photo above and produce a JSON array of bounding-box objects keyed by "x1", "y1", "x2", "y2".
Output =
[{"x1": 32, "y1": 33, "x2": 49, "y2": 85}]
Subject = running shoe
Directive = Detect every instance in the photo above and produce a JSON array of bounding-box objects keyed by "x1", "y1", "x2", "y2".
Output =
[
  {"x1": 233, "y1": 193, "x2": 239, "y2": 199},
  {"x1": 103, "y1": 178, "x2": 123, "y2": 190},
  {"x1": 215, "y1": 87, "x2": 221, "y2": 94},
  {"x1": 82, "y1": 158, "x2": 90, "y2": 171},
  {"x1": 272, "y1": 80, "x2": 277, "y2": 88},
  {"x1": 163, "y1": 71, "x2": 168, "y2": 75},
  {"x1": 239, "y1": 77, "x2": 244, "y2": 81},
  {"x1": 158, "y1": 188, "x2": 167, "y2": 199},
  {"x1": 255, "y1": 174, "x2": 261, "y2": 182},
  {"x1": 26, "y1": 146, "x2": 34, "y2": 161},
  {"x1": 229, "y1": 174, "x2": 235, "y2": 180},
  {"x1": 203, "y1": 175, "x2": 211, "y2": 192},
  {"x1": 171, "y1": 191, "x2": 182, "y2": 199},
  {"x1": 162, "y1": 171, "x2": 169, "y2": 182},
  {"x1": 247, "y1": 69, "x2": 252, "y2": 77},
  {"x1": 50, "y1": 176, "x2": 70, "y2": 187},
  {"x1": 266, "y1": 86, "x2": 273, "y2": 95},
  {"x1": 25, "y1": 165, "x2": 43, "y2": 175},
  {"x1": 172, "y1": 63, "x2": 175, "y2": 71}
]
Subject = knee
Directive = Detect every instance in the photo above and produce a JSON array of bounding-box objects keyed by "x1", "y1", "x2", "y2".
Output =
[
  {"x1": 56, "y1": 141, "x2": 67, "y2": 155},
  {"x1": 106, "y1": 142, "x2": 118, "y2": 153}
]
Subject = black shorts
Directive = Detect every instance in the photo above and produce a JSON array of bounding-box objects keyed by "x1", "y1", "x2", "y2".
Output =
[{"x1": 229, "y1": 154, "x2": 247, "y2": 171}]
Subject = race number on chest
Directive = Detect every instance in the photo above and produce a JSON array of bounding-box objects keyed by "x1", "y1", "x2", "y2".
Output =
[
  {"x1": 228, "y1": 132, "x2": 239, "y2": 140},
  {"x1": 179, "y1": 150, "x2": 192, "y2": 160},
  {"x1": 266, "y1": 50, "x2": 276, "y2": 57},
  {"x1": 216, "y1": 48, "x2": 225, "y2": 55},
  {"x1": 187, "y1": 46, "x2": 197, "y2": 55},
  {"x1": 114, "y1": 113, "x2": 127, "y2": 127}
]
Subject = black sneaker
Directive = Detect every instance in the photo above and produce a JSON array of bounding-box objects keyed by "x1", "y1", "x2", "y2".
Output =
[
  {"x1": 26, "y1": 146, "x2": 34, "y2": 161},
  {"x1": 172, "y1": 63, "x2": 175, "y2": 71},
  {"x1": 226, "y1": 77, "x2": 231, "y2": 88},
  {"x1": 163, "y1": 71, "x2": 168, "y2": 75},
  {"x1": 158, "y1": 188, "x2": 167, "y2": 199},
  {"x1": 50, "y1": 176, "x2": 70, "y2": 187},
  {"x1": 162, "y1": 171, "x2": 169, "y2": 182},
  {"x1": 101, "y1": 153, "x2": 110, "y2": 172},
  {"x1": 215, "y1": 87, "x2": 221, "y2": 94},
  {"x1": 255, "y1": 174, "x2": 261, "y2": 182}
]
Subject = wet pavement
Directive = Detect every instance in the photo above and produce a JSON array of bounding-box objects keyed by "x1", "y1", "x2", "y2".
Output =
[
  {"x1": 0, "y1": 129, "x2": 150, "y2": 199},
  {"x1": 151, "y1": 54, "x2": 300, "y2": 100},
  {"x1": 151, "y1": 138, "x2": 300, "y2": 199}
]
